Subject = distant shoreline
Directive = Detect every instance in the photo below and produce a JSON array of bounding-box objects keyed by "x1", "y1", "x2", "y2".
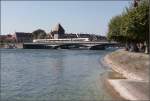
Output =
[{"x1": 0, "y1": 43, "x2": 23, "y2": 49}]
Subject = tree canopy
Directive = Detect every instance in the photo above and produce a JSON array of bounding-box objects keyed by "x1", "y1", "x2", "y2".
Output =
[
  {"x1": 32, "y1": 29, "x2": 47, "y2": 39},
  {"x1": 107, "y1": 0, "x2": 149, "y2": 53}
]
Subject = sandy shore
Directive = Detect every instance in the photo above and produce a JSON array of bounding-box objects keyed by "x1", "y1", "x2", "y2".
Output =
[{"x1": 103, "y1": 49, "x2": 150, "y2": 100}]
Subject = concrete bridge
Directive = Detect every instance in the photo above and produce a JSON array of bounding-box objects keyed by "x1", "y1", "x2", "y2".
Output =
[{"x1": 23, "y1": 41, "x2": 120, "y2": 50}]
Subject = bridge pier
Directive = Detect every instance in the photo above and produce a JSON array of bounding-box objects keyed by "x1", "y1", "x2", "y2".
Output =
[
  {"x1": 23, "y1": 44, "x2": 54, "y2": 49},
  {"x1": 90, "y1": 45, "x2": 105, "y2": 50}
]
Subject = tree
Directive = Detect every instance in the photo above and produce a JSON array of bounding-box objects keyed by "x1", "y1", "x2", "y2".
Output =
[
  {"x1": 121, "y1": 0, "x2": 149, "y2": 52},
  {"x1": 32, "y1": 29, "x2": 47, "y2": 39},
  {"x1": 137, "y1": 0, "x2": 149, "y2": 53},
  {"x1": 107, "y1": 0, "x2": 149, "y2": 53},
  {"x1": 107, "y1": 15, "x2": 125, "y2": 42}
]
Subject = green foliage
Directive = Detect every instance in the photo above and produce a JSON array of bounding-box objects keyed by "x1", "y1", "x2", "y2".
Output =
[
  {"x1": 107, "y1": 15, "x2": 128, "y2": 42},
  {"x1": 107, "y1": 0, "x2": 149, "y2": 43},
  {"x1": 32, "y1": 29, "x2": 47, "y2": 39}
]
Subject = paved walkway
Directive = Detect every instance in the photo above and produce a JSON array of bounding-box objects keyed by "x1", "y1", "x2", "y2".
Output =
[
  {"x1": 108, "y1": 79, "x2": 149, "y2": 100},
  {"x1": 104, "y1": 49, "x2": 150, "y2": 100}
]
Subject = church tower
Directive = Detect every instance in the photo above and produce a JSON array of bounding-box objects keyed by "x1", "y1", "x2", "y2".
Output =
[{"x1": 51, "y1": 23, "x2": 65, "y2": 39}]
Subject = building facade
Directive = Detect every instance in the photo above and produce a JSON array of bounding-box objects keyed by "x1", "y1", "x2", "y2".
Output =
[
  {"x1": 49, "y1": 23, "x2": 107, "y2": 41},
  {"x1": 14, "y1": 32, "x2": 33, "y2": 43},
  {"x1": 0, "y1": 34, "x2": 16, "y2": 43},
  {"x1": 50, "y1": 23, "x2": 65, "y2": 39}
]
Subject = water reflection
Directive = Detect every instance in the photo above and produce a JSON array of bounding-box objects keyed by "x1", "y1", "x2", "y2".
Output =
[{"x1": 1, "y1": 49, "x2": 114, "y2": 101}]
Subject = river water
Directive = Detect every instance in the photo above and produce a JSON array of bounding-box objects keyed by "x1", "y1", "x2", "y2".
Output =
[{"x1": 1, "y1": 49, "x2": 115, "y2": 101}]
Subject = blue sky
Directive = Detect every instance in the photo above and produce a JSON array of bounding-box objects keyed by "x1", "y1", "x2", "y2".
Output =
[{"x1": 1, "y1": 1, "x2": 131, "y2": 36}]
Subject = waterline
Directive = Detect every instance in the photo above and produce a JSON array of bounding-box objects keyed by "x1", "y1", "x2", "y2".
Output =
[{"x1": 1, "y1": 49, "x2": 115, "y2": 101}]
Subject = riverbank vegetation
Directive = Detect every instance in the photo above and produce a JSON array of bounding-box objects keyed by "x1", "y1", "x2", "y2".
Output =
[
  {"x1": 107, "y1": 0, "x2": 149, "y2": 53},
  {"x1": 32, "y1": 29, "x2": 47, "y2": 39}
]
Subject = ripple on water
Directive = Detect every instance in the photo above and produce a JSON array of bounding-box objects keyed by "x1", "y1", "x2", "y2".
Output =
[{"x1": 1, "y1": 49, "x2": 114, "y2": 101}]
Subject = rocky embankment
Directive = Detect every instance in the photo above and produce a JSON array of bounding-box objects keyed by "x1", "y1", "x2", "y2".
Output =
[{"x1": 104, "y1": 49, "x2": 149, "y2": 100}]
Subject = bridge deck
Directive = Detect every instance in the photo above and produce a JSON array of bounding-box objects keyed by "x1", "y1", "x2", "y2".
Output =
[
  {"x1": 23, "y1": 41, "x2": 120, "y2": 49},
  {"x1": 24, "y1": 41, "x2": 117, "y2": 45}
]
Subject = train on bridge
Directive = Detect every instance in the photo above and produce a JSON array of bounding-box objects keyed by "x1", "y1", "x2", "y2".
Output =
[
  {"x1": 23, "y1": 38, "x2": 120, "y2": 50},
  {"x1": 33, "y1": 38, "x2": 89, "y2": 43}
]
